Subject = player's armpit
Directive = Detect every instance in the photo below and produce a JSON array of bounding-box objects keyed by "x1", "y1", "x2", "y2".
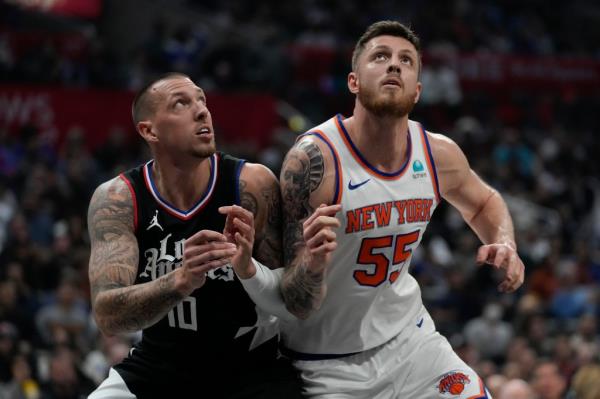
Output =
[{"x1": 238, "y1": 163, "x2": 283, "y2": 269}]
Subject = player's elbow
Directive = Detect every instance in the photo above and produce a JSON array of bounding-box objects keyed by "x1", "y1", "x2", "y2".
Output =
[{"x1": 91, "y1": 297, "x2": 120, "y2": 336}]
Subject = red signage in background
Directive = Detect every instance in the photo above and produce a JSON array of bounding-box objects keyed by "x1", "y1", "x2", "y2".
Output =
[
  {"x1": 6, "y1": 0, "x2": 102, "y2": 19},
  {"x1": 441, "y1": 54, "x2": 600, "y2": 91},
  {"x1": 288, "y1": 45, "x2": 600, "y2": 92},
  {"x1": 0, "y1": 86, "x2": 278, "y2": 150}
]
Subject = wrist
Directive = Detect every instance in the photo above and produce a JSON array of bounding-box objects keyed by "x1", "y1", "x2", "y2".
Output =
[
  {"x1": 233, "y1": 258, "x2": 256, "y2": 280},
  {"x1": 173, "y1": 268, "x2": 194, "y2": 297},
  {"x1": 303, "y1": 250, "x2": 327, "y2": 275},
  {"x1": 500, "y1": 240, "x2": 517, "y2": 251}
]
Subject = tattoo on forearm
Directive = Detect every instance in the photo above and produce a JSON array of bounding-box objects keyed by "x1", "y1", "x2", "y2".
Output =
[
  {"x1": 282, "y1": 261, "x2": 325, "y2": 319},
  {"x1": 280, "y1": 141, "x2": 326, "y2": 317},
  {"x1": 98, "y1": 272, "x2": 183, "y2": 333},
  {"x1": 88, "y1": 179, "x2": 182, "y2": 334}
]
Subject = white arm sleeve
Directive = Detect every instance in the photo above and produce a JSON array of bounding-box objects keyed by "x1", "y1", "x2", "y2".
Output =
[{"x1": 237, "y1": 258, "x2": 296, "y2": 322}]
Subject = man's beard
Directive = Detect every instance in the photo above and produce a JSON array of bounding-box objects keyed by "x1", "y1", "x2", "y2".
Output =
[
  {"x1": 191, "y1": 141, "x2": 216, "y2": 159},
  {"x1": 358, "y1": 83, "x2": 417, "y2": 118}
]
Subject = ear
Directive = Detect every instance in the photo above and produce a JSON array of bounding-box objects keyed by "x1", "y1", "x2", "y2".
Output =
[
  {"x1": 348, "y1": 71, "x2": 359, "y2": 94},
  {"x1": 413, "y1": 81, "x2": 422, "y2": 104},
  {"x1": 137, "y1": 121, "x2": 158, "y2": 143}
]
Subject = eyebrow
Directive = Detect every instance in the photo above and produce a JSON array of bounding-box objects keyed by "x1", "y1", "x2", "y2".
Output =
[
  {"x1": 370, "y1": 45, "x2": 416, "y2": 56},
  {"x1": 170, "y1": 88, "x2": 205, "y2": 98}
]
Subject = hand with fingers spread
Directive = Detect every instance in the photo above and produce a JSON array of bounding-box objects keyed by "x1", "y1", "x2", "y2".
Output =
[
  {"x1": 218, "y1": 205, "x2": 256, "y2": 279},
  {"x1": 303, "y1": 204, "x2": 342, "y2": 273},
  {"x1": 476, "y1": 243, "x2": 525, "y2": 293},
  {"x1": 177, "y1": 230, "x2": 238, "y2": 295}
]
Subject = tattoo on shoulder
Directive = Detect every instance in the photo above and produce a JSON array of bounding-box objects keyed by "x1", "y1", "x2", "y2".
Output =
[
  {"x1": 257, "y1": 179, "x2": 283, "y2": 267},
  {"x1": 281, "y1": 140, "x2": 324, "y2": 262},
  {"x1": 88, "y1": 179, "x2": 134, "y2": 242},
  {"x1": 297, "y1": 140, "x2": 324, "y2": 192},
  {"x1": 88, "y1": 179, "x2": 138, "y2": 302},
  {"x1": 239, "y1": 179, "x2": 259, "y2": 216}
]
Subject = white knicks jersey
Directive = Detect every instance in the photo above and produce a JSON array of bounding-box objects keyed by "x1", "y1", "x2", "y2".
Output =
[{"x1": 281, "y1": 114, "x2": 442, "y2": 356}]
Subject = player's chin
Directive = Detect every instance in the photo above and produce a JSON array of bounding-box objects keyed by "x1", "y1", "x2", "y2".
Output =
[{"x1": 192, "y1": 144, "x2": 216, "y2": 159}]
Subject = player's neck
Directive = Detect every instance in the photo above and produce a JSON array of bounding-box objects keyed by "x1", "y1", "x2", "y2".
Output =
[
  {"x1": 151, "y1": 155, "x2": 212, "y2": 210},
  {"x1": 346, "y1": 106, "x2": 410, "y2": 172}
]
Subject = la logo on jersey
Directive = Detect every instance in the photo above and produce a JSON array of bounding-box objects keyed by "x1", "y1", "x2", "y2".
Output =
[
  {"x1": 412, "y1": 160, "x2": 427, "y2": 179},
  {"x1": 147, "y1": 210, "x2": 163, "y2": 231},
  {"x1": 140, "y1": 233, "x2": 235, "y2": 282}
]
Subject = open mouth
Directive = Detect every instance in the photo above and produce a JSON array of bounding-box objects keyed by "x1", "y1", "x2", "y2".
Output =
[
  {"x1": 196, "y1": 127, "x2": 211, "y2": 135},
  {"x1": 382, "y1": 79, "x2": 402, "y2": 87}
]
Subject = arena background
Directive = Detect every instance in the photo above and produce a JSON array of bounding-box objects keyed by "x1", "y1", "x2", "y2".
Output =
[{"x1": 1, "y1": 1, "x2": 599, "y2": 398}]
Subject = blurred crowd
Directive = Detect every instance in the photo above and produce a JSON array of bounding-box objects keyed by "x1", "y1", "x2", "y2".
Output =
[{"x1": 1, "y1": 0, "x2": 600, "y2": 398}]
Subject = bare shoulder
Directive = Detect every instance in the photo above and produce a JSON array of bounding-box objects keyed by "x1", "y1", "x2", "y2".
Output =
[
  {"x1": 425, "y1": 131, "x2": 471, "y2": 196},
  {"x1": 425, "y1": 131, "x2": 468, "y2": 170},
  {"x1": 239, "y1": 163, "x2": 278, "y2": 191},
  {"x1": 87, "y1": 176, "x2": 135, "y2": 243},
  {"x1": 238, "y1": 163, "x2": 279, "y2": 216}
]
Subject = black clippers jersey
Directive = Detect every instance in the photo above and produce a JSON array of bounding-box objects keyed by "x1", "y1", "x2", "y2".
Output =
[{"x1": 117, "y1": 152, "x2": 278, "y2": 375}]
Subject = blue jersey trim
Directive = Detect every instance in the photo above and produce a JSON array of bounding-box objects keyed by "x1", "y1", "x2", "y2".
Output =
[{"x1": 234, "y1": 160, "x2": 247, "y2": 206}]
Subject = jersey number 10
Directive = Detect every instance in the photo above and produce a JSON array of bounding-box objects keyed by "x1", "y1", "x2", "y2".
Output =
[
  {"x1": 353, "y1": 231, "x2": 420, "y2": 287},
  {"x1": 167, "y1": 296, "x2": 198, "y2": 330}
]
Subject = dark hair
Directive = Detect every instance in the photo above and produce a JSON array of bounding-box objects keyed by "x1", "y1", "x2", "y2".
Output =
[
  {"x1": 351, "y1": 21, "x2": 421, "y2": 72},
  {"x1": 131, "y1": 72, "x2": 191, "y2": 125}
]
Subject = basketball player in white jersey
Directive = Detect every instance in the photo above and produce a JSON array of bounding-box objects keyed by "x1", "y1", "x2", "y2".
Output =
[{"x1": 231, "y1": 20, "x2": 525, "y2": 398}]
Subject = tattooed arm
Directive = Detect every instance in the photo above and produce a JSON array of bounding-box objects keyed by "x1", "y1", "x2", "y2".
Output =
[
  {"x1": 238, "y1": 163, "x2": 283, "y2": 269},
  {"x1": 88, "y1": 177, "x2": 236, "y2": 335},
  {"x1": 280, "y1": 138, "x2": 340, "y2": 319}
]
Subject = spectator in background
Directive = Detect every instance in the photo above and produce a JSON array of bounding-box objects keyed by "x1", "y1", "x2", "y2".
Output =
[
  {"x1": 81, "y1": 335, "x2": 130, "y2": 386},
  {"x1": 569, "y1": 364, "x2": 600, "y2": 399},
  {"x1": 34, "y1": 278, "x2": 89, "y2": 352},
  {"x1": 463, "y1": 302, "x2": 514, "y2": 362},
  {"x1": 0, "y1": 321, "x2": 18, "y2": 384},
  {"x1": 531, "y1": 360, "x2": 567, "y2": 399},
  {"x1": 0, "y1": 353, "x2": 41, "y2": 399},
  {"x1": 485, "y1": 374, "x2": 507, "y2": 398},
  {"x1": 550, "y1": 260, "x2": 595, "y2": 322},
  {"x1": 0, "y1": 281, "x2": 36, "y2": 344},
  {"x1": 498, "y1": 378, "x2": 535, "y2": 399},
  {"x1": 570, "y1": 314, "x2": 600, "y2": 366},
  {"x1": 0, "y1": 178, "x2": 17, "y2": 252},
  {"x1": 39, "y1": 346, "x2": 94, "y2": 399}
]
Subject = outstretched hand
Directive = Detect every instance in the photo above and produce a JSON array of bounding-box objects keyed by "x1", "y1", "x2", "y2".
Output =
[
  {"x1": 302, "y1": 204, "x2": 342, "y2": 273},
  {"x1": 219, "y1": 205, "x2": 256, "y2": 279},
  {"x1": 476, "y1": 243, "x2": 525, "y2": 292}
]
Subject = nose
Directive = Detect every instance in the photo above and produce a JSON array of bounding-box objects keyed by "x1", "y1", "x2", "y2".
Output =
[
  {"x1": 387, "y1": 64, "x2": 401, "y2": 74},
  {"x1": 194, "y1": 101, "x2": 209, "y2": 121}
]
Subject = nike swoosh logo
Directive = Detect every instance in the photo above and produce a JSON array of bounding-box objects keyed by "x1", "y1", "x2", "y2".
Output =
[
  {"x1": 416, "y1": 317, "x2": 424, "y2": 328},
  {"x1": 348, "y1": 179, "x2": 370, "y2": 190}
]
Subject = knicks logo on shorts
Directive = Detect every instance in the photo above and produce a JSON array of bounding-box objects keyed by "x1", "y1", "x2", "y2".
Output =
[{"x1": 438, "y1": 372, "x2": 471, "y2": 395}]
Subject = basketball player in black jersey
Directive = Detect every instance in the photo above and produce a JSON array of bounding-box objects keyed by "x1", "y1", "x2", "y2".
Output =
[{"x1": 87, "y1": 72, "x2": 302, "y2": 398}]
